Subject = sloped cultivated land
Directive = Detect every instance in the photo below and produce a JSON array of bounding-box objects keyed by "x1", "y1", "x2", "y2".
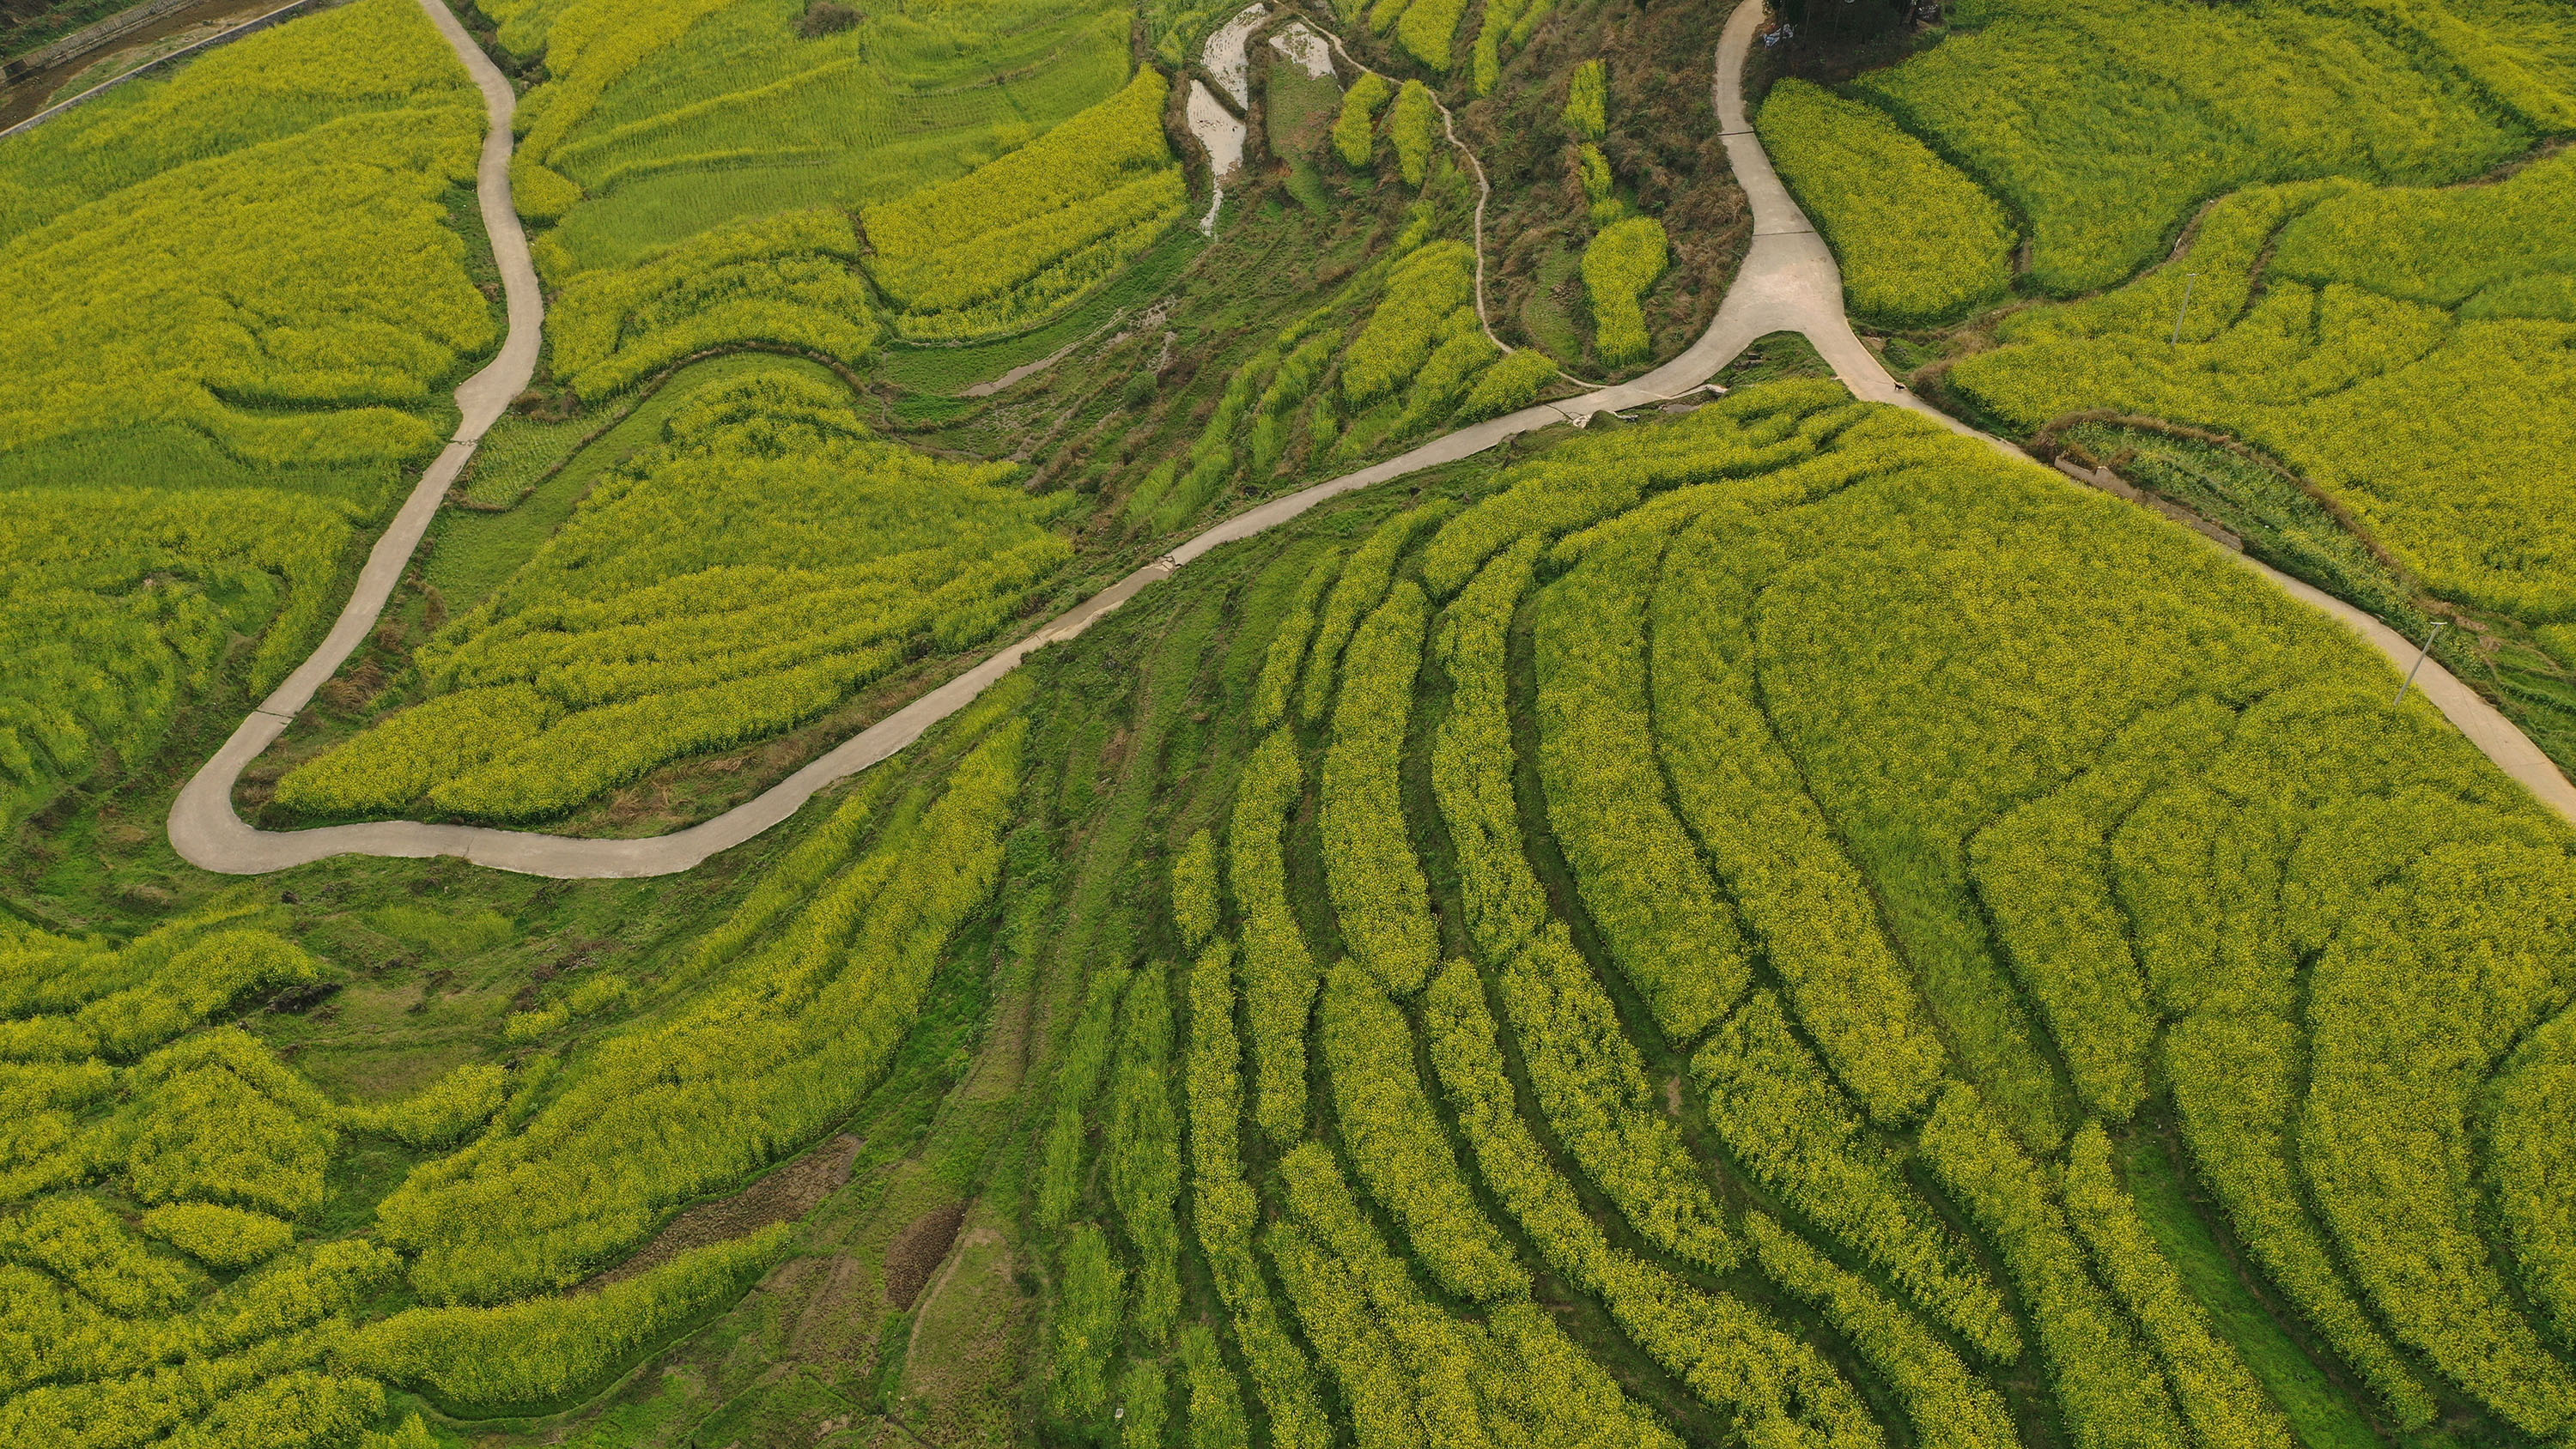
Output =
[
  {"x1": 1951, "y1": 149, "x2": 2576, "y2": 626},
  {"x1": 1777, "y1": 0, "x2": 2576, "y2": 297},
  {"x1": 507, "y1": 0, "x2": 1134, "y2": 277},
  {"x1": 0, "y1": 688, "x2": 1027, "y2": 1444},
  {"x1": 861, "y1": 69, "x2": 1187, "y2": 343},
  {"x1": 1022, "y1": 379, "x2": 2576, "y2": 1449},
  {"x1": 274, "y1": 367, "x2": 1070, "y2": 822},
  {"x1": 0, "y1": 0, "x2": 494, "y2": 838}
]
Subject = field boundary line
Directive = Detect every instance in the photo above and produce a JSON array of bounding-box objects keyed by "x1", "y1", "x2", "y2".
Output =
[{"x1": 167, "y1": 0, "x2": 2574, "y2": 879}]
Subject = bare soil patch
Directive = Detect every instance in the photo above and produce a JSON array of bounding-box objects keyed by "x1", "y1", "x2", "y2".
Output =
[
  {"x1": 586, "y1": 1133, "x2": 861, "y2": 1288},
  {"x1": 884, "y1": 1200, "x2": 969, "y2": 1309}
]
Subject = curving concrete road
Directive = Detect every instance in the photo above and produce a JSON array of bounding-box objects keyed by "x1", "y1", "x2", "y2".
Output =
[
  {"x1": 166, "y1": 0, "x2": 546, "y2": 873},
  {"x1": 168, "y1": 0, "x2": 2574, "y2": 878}
]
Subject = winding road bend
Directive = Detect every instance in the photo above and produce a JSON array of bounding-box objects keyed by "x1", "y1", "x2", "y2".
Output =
[{"x1": 165, "y1": 0, "x2": 2576, "y2": 878}]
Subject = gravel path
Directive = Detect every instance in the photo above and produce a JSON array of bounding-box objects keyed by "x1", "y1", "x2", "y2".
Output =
[{"x1": 167, "y1": 0, "x2": 2573, "y2": 878}]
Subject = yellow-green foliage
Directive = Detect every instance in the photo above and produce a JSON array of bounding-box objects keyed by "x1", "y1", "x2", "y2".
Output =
[
  {"x1": 1920, "y1": 1087, "x2": 2190, "y2": 1449},
  {"x1": 1467, "y1": 0, "x2": 1552, "y2": 95},
  {"x1": 1268, "y1": 1139, "x2": 1683, "y2": 1449},
  {"x1": 2490, "y1": 1007, "x2": 2576, "y2": 1342},
  {"x1": 138, "y1": 1203, "x2": 297, "y2": 1270},
  {"x1": 346, "y1": 1226, "x2": 788, "y2": 1410},
  {"x1": 374, "y1": 720, "x2": 1023, "y2": 1301},
  {"x1": 1534, "y1": 525, "x2": 1747, "y2": 1042},
  {"x1": 0, "y1": 1194, "x2": 206, "y2": 1316},
  {"x1": 1579, "y1": 215, "x2": 1664, "y2": 364},
  {"x1": 276, "y1": 370, "x2": 1065, "y2": 822},
  {"x1": 1651, "y1": 490, "x2": 1952, "y2": 1121},
  {"x1": 1318, "y1": 964, "x2": 1526, "y2": 1300},
  {"x1": 1757, "y1": 80, "x2": 2014, "y2": 326},
  {"x1": 1498, "y1": 933, "x2": 1737, "y2": 1271},
  {"x1": 1431, "y1": 538, "x2": 1550, "y2": 960},
  {"x1": 1395, "y1": 0, "x2": 1470, "y2": 70},
  {"x1": 1419, "y1": 960, "x2": 1874, "y2": 1443},
  {"x1": 511, "y1": 155, "x2": 583, "y2": 222},
  {"x1": 1230, "y1": 731, "x2": 1316, "y2": 1143},
  {"x1": 1562, "y1": 59, "x2": 1606, "y2": 140},
  {"x1": 1395, "y1": 324, "x2": 1498, "y2": 434},
  {"x1": 1320, "y1": 585, "x2": 1439, "y2": 995},
  {"x1": 1575, "y1": 142, "x2": 1619, "y2": 225},
  {"x1": 1969, "y1": 701, "x2": 2227, "y2": 1120},
  {"x1": 1695, "y1": 993, "x2": 2020, "y2": 1363},
  {"x1": 2063, "y1": 1126, "x2": 2293, "y2": 1449},
  {"x1": 1105, "y1": 968, "x2": 1182, "y2": 1343},
  {"x1": 549, "y1": 208, "x2": 877, "y2": 399},
  {"x1": 1184, "y1": 942, "x2": 1334, "y2": 1449},
  {"x1": 1051, "y1": 1222, "x2": 1125, "y2": 1417},
  {"x1": 0, "y1": 0, "x2": 489, "y2": 469},
  {"x1": 2299, "y1": 838, "x2": 2576, "y2": 1434},
  {"x1": 864, "y1": 70, "x2": 1184, "y2": 342},
  {"x1": 513, "y1": 0, "x2": 1129, "y2": 275},
  {"x1": 341, "y1": 1062, "x2": 508, "y2": 1149},
  {"x1": 1037, "y1": 968, "x2": 1128, "y2": 1231},
  {"x1": 515, "y1": 0, "x2": 742, "y2": 166},
  {"x1": 125, "y1": 1030, "x2": 339, "y2": 1220},
  {"x1": 1388, "y1": 79, "x2": 1437, "y2": 186},
  {"x1": 2269, "y1": 147, "x2": 2576, "y2": 318},
  {"x1": 1170, "y1": 829, "x2": 1220, "y2": 949},
  {"x1": 1254, "y1": 548, "x2": 1346, "y2": 730},
  {"x1": 1851, "y1": 0, "x2": 2544, "y2": 294},
  {"x1": 1457, "y1": 349, "x2": 1558, "y2": 421},
  {"x1": 1176, "y1": 1323, "x2": 1249, "y2": 1449},
  {"x1": 1746, "y1": 1216, "x2": 2021, "y2": 1449},
  {"x1": 1298, "y1": 505, "x2": 1451, "y2": 724},
  {"x1": 1948, "y1": 155, "x2": 2576, "y2": 619},
  {"x1": 0, "y1": 1233, "x2": 399, "y2": 1440},
  {"x1": 0, "y1": 919, "x2": 319, "y2": 1067},
  {"x1": 1340, "y1": 242, "x2": 1476, "y2": 407},
  {"x1": 2113, "y1": 754, "x2": 2440, "y2": 1424},
  {"x1": 1334, "y1": 72, "x2": 1393, "y2": 167}
]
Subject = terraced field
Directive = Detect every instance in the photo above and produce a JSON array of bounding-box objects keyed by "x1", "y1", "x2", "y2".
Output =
[{"x1": 1, "y1": 0, "x2": 2572, "y2": 1446}]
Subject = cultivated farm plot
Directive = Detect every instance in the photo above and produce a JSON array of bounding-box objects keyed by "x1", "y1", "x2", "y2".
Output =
[
  {"x1": 1017, "y1": 379, "x2": 2576, "y2": 1449},
  {"x1": 516, "y1": 0, "x2": 1136, "y2": 277},
  {"x1": 0, "y1": 0, "x2": 496, "y2": 840},
  {"x1": 271, "y1": 362, "x2": 1072, "y2": 825}
]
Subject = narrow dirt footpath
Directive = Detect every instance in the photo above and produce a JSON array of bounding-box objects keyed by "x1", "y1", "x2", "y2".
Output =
[{"x1": 167, "y1": 0, "x2": 2573, "y2": 879}]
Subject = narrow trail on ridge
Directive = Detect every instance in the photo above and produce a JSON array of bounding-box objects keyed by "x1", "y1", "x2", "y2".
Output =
[{"x1": 164, "y1": 0, "x2": 2576, "y2": 880}]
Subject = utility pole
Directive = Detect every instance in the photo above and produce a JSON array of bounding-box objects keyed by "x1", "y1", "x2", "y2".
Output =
[
  {"x1": 2394, "y1": 621, "x2": 2449, "y2": 706},
  {"x1": 2170, "y1": 272, "x2": 2198, "y2": 345}
]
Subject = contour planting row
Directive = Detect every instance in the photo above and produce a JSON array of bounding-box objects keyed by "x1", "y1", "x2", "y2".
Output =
[{"x1": 1030, "y1": 379, "x2": 2576, "y2": 1449}]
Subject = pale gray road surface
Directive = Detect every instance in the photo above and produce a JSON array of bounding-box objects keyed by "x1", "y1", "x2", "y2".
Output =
[{"x1": 167, "y1": 0, "x2": 2574, "y2": 878}]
